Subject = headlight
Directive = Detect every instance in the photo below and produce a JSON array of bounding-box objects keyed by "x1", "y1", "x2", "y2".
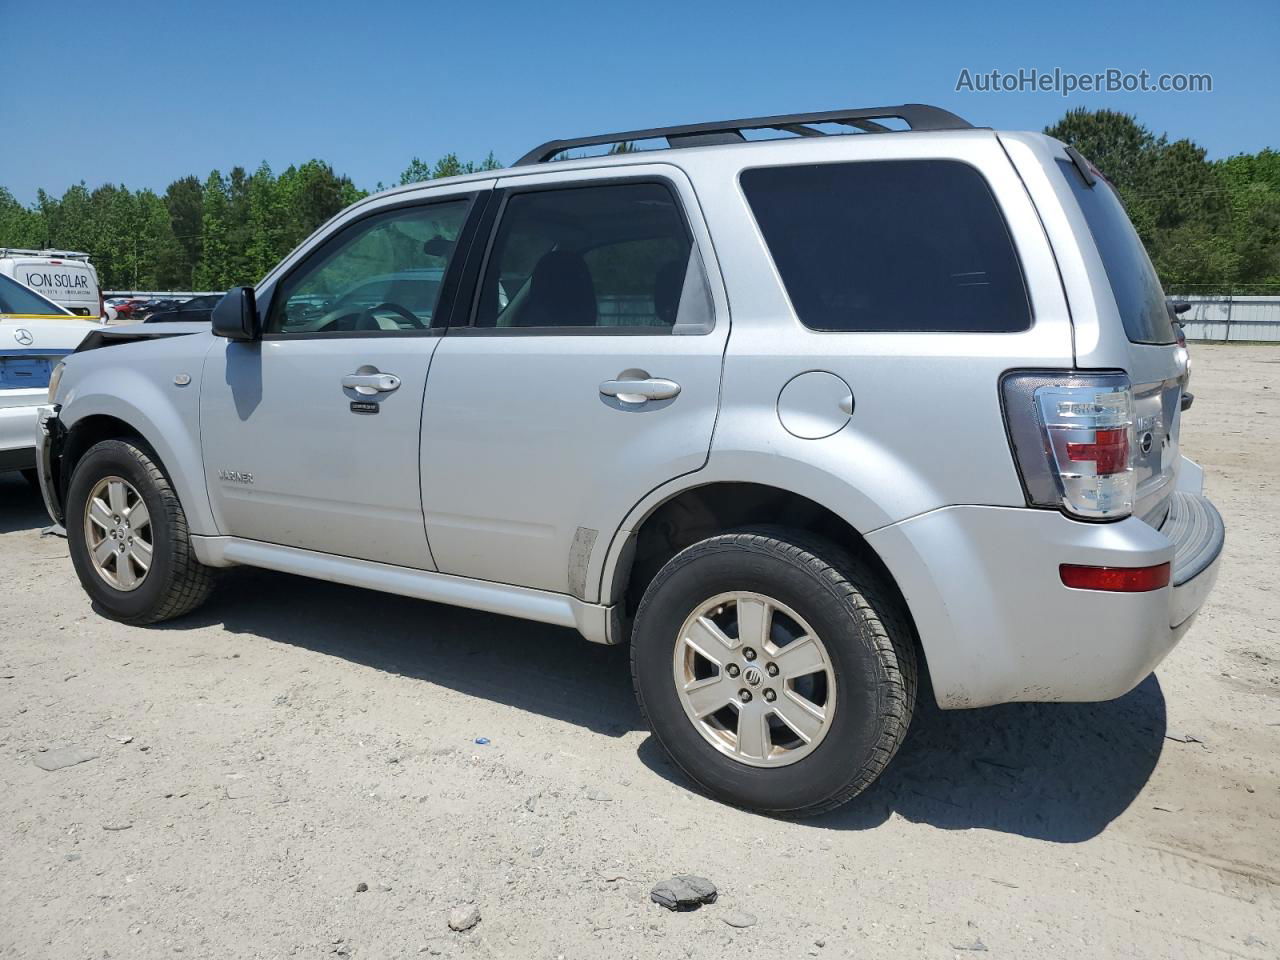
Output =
[{"x1": 48, "y1": 361, "x2": 66, "y2": 402}]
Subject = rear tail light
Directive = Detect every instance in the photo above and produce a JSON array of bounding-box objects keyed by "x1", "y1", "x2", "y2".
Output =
[
  {"x1": 1001, "y1": 371, "x2": 1135, "y2": 519},
  {"x1": 1060, "y1": 562, "x2": 1170, "y2": 592},
  {"x1": 98, "y1": 290, "x2": 106, "y2": 321}
]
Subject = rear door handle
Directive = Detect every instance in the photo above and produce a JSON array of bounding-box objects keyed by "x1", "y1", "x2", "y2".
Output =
[
  {"x1": 342, "y1": 372, "x2": 401, "y2": 395},
  {"x1": 599, "y1": 377, "x2": 681, "y2": 404}
]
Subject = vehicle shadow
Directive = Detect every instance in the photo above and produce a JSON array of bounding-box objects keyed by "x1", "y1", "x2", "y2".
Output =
[
  {"x1": 166, "y1": 566, "x2": 643, "y2": 737},
  {"x1": 639, "y1": 672, "x2": 1167, "y2": 843},
  {"x1": 0, "y1": 474, "x2": 51, "y2": 534},
  {"x1": 165, "y1": 565, "x2": 1165, "y2": 842}
]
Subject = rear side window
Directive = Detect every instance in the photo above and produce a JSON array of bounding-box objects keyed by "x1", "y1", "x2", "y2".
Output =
[
  {"x1": 1057, "y1": 160, "x2": 1174, "y2": 345},
  {"x1": 741, "y1": 160, "x2": 1030, "y2": 333}
]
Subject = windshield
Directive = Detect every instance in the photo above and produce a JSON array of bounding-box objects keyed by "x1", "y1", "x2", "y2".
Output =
[{"x1": 0, "y1": 274, "x2": 70, "y2": 315}]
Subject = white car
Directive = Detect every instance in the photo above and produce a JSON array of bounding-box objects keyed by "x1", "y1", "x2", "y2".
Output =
[{"x1": 1, "y1": 274, "x2": 100, "y2": 483}]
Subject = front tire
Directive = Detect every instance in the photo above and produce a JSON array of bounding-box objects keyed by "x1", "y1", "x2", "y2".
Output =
[
  {"x1": 630, "y1": 528, "x2": 916, "y2": 817},
  {"x1": 66, "y1": 438, "x2": 214, "y2": 624}
]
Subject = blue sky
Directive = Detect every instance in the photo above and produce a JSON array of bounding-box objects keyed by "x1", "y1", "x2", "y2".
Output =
[{"x1": 3, "y1": 0, "x2": 1276, "y2": 204}]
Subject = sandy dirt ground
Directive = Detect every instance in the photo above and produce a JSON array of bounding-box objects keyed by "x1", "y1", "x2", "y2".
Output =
[{"x1": 1, "y1": 344, "x2": 1277, "y2": 960}]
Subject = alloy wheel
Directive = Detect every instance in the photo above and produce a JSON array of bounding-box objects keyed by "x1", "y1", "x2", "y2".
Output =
[
  {"x1": 83, "y1": 476, "x2": 154, "y2": 592},
  {"x1": 672, "y1": 591, "x2": 836, "y2": 767}
]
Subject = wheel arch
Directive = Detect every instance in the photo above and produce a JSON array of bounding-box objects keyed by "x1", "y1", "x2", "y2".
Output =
[
  {"x1": 603, "y1": 479, "x2": 920, "y2": 657},
  {"x1": 59, "y1": 383, "x2": 214, "y2": 536},
  {"x1": 62, "y1": 413, "x2": 148, "y2": 482}
]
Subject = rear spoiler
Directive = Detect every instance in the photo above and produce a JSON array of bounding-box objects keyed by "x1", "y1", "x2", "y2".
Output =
[{"x1": 75, "y1": 321, "x2": 209, "y2": 354}]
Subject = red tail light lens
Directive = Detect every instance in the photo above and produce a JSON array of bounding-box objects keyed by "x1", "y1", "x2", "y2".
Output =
[
  {"x1": 1060, "y1": 562, "x2": 1170, "y2": 592},
  {"x1": 1001, "y1": 372, "x2": 1136, "y2": 519},
  {"x1": 1066, "y1": 427, "x2": 1129, "y2": 476}
]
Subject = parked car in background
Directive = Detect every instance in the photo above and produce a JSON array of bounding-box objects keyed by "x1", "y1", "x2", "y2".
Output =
[
  {"x1": 34, "y1": 104, "x2": 1224, "y2": 816},
  {"x1": 0, "y1": 249, "x2": 105, "y2": 319},
  {"x1": 144, "y1": 294, "x2": 221, "y2": 324},
  {"x1": 109, "y1": 299, "x2": 140, "y2": 319},
  {"x1": 1, "y1": 275, "x2": 100, "y2": 484},
  {"x1": 134, "y1": 298, "x2": 184, "y2": 320}
]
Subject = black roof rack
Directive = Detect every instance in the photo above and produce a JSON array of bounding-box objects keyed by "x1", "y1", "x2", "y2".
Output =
[{"x1": 515, "y1": 104, "x2": 973, "y2": 166}]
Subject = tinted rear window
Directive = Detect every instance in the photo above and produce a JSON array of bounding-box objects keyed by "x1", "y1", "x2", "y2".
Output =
[
  {"x1": 1057, "y1": 160, "x2": 1174, "y2": 345},
  {"x1": 740, "y1": 159, "x2": 1030, "y2": 333}
]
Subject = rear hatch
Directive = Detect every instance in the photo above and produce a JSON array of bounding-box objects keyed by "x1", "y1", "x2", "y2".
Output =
[
  {"x1": 12, "y1": 258, "x2": 99, "y2": 316},
  {"x1": 1055, "y1": 155, "x2": 1186, "y2": 527}
]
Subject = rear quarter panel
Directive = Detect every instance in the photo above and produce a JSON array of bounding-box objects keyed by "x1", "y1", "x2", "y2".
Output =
[{"x1": 680, "y1": 131, "x2": 1077, "y2": 529}]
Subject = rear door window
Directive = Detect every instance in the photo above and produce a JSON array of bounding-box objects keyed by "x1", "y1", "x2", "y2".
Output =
[
  {"x1": 1057, "y1": 159, "x2": 1175, "y2": 345},
  {"x1": 741, "y1": 159, "x2": 1031, "y2": 333},
  {"x1": 472, "y1": 181, "x2": 712, "y2": 332}
]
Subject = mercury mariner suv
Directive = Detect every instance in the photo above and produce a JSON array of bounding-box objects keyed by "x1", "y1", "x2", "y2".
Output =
[{"x1": 35, "y1": 105, "x2": 1224, "y2": 816}]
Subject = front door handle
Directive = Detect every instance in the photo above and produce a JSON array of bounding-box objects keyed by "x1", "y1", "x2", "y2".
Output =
[
  {"x1": 342, "y1": 372, "x2": 401, "y2": 395},
  {"x1": 599, "y1": 377, "x2": 681, "y2": 404}
]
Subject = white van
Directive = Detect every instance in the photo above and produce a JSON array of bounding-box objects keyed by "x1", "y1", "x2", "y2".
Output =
[{"x1": 0, "y1": 249, "x2": 103, "y2": 318}]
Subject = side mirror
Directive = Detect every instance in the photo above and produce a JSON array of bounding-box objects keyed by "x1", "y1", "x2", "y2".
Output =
[
  {"x1": 212, "y1": 286, "x2": 260, "y2": 340},
  {"x1": 1172, "y1": 300, "x2": 1191, "y2": 315}
]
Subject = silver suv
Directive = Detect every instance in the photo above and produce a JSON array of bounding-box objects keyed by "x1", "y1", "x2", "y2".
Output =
[{"x1": 35, "y1": 105, "x2": 1224, "y2": 816}]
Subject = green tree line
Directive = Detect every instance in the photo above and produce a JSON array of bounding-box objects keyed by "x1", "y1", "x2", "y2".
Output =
[
  {"x1": 1046, "y1": 109, "x2": 1280, "y2": 294},
  {"x1": 1, "y1": 111, "x2": 1277, "y2": 294},
  {"x1": 0, "y1": 153, "x2": 497, "y2": 291}
]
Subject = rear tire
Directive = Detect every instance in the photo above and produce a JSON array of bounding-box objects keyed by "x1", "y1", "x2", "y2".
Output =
[
  {"x1": 630, "y1": 527, "x2": 916, "y2": 817},
  {"x1": 66, "y1": 439, "x2": 214, "y2": 624}
]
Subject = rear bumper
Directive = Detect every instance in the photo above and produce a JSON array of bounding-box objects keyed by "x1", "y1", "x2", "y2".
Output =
[
  {"x1": 0, "y1": 391, "x2": 46, "y2": 472},
  {"x1": 867, "y1": 456, "x2": 1224, "y2": 708}
]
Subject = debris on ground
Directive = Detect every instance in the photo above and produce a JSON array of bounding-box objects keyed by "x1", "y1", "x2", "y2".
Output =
[
  {"x1": 1164, "y1": 731, "x2": 1204, "y2": 745},
  {"x1": 650, "y1": 875, "x2": 718, "y2": 911},
  {"x1": 721, "y1": 910, "x2": 758, "y2": 928},
  {"x1": 448, "y1": 904, "x2": 481, "y2": 932},
  {"x1": 951, "y1": 938, "x2": 989, "y2": 952},
  {"x1": 355, "y1": 882, "x2": 368, "y2": 893},
  {"x1": 32, "y1": 746, "x2": 98, "y2": 771}
]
